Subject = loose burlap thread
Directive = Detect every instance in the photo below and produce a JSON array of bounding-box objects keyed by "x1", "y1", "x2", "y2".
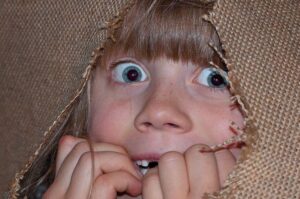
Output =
[
  {"x1": 206, "y1": 1, "x2": 300, "y2": 198},
  {"x1": 0, "y1": 0, "x2": 299, "y2": 198}
]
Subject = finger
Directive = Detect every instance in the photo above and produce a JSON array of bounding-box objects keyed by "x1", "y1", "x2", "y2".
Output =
[
  {"x1": 142, "y1": 167, "x2": 163, "y2": 199},
  {"x1": 56, "y1": 135, "x2": 86, "y2": 174},
  {"x1": 50, "y1": 136, "x2": 86, "y2": 196},
  {"x1": 56, "y1": 141, "x2": 128, "y2": 179},
  {"x1": 215, "y1": 149, "x2": 236, "y2": 185},
  {"x1": 185, "y1": 144, "x2": 220, "y2": 198},
  {"x1": 158, "y1": 152, "x2": 189, "y2": 199},
  {"x1": 91, "y1": 171, "x2": 142, "y2": 199},
  {"x1": 65, "y1": 151, "x2": 142, "y2": 198},
  {"x1": 54, "y1": 142, "x2": 129, "y2": 194},
  {"x1": 57, "y1": 140, "x2": 128, "y2": 175}
]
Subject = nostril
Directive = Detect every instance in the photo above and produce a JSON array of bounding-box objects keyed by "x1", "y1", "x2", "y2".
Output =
[
  {"x1": 142, "y1": 122, "x2": 180, "y2": 129},
  {"x1": 165, "y1": 123, "x2": 180, "y2": 128},
  {"x1": 144, "y1": 122, "x2": 152, "y2": 127}
]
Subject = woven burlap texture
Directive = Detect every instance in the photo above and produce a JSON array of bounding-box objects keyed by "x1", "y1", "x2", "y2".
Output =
[
  {"x1": 0, "y1": 0, "x2": 299, "y2": 198},
  {"x1": 0, "y1": 0, "x2": 128, "y2": 195},
  {"x1": 206, "y1": 0, "x2": 300, "y2": 198}
]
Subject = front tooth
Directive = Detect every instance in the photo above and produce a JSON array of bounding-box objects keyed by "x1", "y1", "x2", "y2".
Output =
[
  {"x1": 142, "y1": 160, "x2": 149, "y2": 167},
  {"x1": 136, "y1": 160, "x2": 142, "y2": 166}
]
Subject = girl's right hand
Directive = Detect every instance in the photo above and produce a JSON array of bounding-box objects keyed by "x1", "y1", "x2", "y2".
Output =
[{"x1": 43, "y1": 135, "x2": 142, "y2": 199}]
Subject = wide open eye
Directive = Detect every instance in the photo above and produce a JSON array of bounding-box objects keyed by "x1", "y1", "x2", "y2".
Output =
[
  {"x1": 112, "y1": 62, "x2": 147, "y2": 83},
  {"x1": 196, "y1": 67, "x2": 229, "y2": 88}
]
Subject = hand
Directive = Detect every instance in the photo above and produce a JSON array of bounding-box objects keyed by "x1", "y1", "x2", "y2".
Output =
[
  {"x1": 142, "y1": 144, "x2": 236, "y2": 199},
  {"x1": 43, "y1": 135, "x2": 142, "y2": 199}
]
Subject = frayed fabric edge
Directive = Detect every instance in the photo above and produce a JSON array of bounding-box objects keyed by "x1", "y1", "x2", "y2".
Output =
[
  {"x1": 8, "y1": 65, "x2": 93, "y2": 199},
  {"x1": 202, "y1": 0, "x2": 258, "y2": 198},
  {"x1": 8, "y1": 1, "x2": 136, "y2": 198}
]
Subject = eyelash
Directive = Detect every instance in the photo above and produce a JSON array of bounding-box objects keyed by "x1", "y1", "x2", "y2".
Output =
[
  {"x1": 108, "y1": 57, "x2": 143, "y2": 70},
  {"x1": 108, "y1": 60, "x2": 228, "y2": 93},
  {"x1": 107, "y1": 59, "x2": 128, "y2": 75},
  {"x1": 107, "y1": 58, "x2": 148, "y2": 85},
  {"x1": 108, "y1": 60, "x2": 129, "y2": 70},
  {"x1": 192, "y1": 66, "x2": 229, "y2": 92}
]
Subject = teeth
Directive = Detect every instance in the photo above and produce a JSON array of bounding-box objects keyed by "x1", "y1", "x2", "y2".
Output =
[
  {"x1": 135, "y1": 160, "x2": 157, "y2": 176},
  {"x1": 135, "y1": 160, "x2": 158, "y2": 167},
  {"x1": 141, "y1": 168, "x2": 149, "y2": 175},
  {"x1": 136, "y1": 160, "x2": 142, "y2": 166},
  {"x1": 141, "y1": 160, "x2": 149, "y2": 167},
  {"x1": 135, "y1": 160, "x2": 150, "y2": 167}
]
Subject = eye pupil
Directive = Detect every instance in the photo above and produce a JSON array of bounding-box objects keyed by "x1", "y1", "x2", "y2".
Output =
[
  {"x1": 122, "y1": 66, "x2": 142, "y2": 82},
  {"x1": 210, "y1": 73, "x2": 225, "y2": 87},
  {"x1": 197, "y1": 67, "x2": 228, "y2": 88},
  {"x1": 127, "y1": 69, "x2": 139, "y2": 81}
]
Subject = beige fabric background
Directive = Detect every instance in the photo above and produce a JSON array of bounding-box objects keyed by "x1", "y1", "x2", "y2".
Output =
[
  {"x1": 207, "y1": 1, "x2": 300, "y2": 198},
  {"x1": 0, "y1": 0, "x2": 128, "y2": 195}
]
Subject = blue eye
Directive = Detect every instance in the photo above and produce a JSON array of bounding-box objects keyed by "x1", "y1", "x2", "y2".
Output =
[
  {"x1": 196, "y1": 67, "x2": 229, "y2": 88},
  {"x1": 112, "y1": 62, "x2": 147, "y2": 83}
]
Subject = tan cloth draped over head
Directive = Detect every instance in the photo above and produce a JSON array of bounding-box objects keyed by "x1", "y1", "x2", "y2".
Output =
[{"x1": 0, "y1": 0, "x2": 299, "y2": 198}]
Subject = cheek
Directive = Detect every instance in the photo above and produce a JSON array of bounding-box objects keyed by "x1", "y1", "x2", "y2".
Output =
[
  {"x1": 193, "y1": 102, "x2": 244, "y2": 144},
  {"x1": 88, "y1": 96, "x2": 134, "y2": 143}
]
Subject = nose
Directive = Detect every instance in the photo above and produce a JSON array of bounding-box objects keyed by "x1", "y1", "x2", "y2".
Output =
[{"x1": 134, "y1": 94, "x2": 192, "y2": 134}]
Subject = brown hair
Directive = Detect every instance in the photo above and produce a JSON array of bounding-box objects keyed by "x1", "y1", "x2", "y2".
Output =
[{"x1": 101, "y1": 0, "x2": 222, "y2": 68}]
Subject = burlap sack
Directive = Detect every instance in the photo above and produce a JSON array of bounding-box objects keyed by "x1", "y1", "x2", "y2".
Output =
[
  {"x1": 0, "y1": 0, "x2": 299, "y2": 198},
  {"x1": 0, "y1": 0, "x2": 129, "y2": 195}
]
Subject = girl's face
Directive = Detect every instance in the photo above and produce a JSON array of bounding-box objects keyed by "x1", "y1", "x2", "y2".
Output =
[{"x1": 88, "y1": 54, "x2": 244, "y2": 160}]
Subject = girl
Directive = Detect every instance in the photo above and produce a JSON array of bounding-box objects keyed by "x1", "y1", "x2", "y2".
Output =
[
  {"x1": 5, "y1": 0, "x2": 299, "y2": 199},
  {"x1": 12, "y1": 1, "x2": 246, "y2": 198}
]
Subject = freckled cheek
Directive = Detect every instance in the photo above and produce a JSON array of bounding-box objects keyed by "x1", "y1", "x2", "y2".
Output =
[
  {"x1": 88, "y1": 100, "x2": 134, "y2": 143},
  {"x1": 213, "y1": 108, "x2": 244, "y2": 143},
  {"x1": 193, "y1": 103, "x2": 243, "y2": 144}
]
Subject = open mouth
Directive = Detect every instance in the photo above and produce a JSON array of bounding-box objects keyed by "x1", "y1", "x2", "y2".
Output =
[{"x1": 135, "y1": 160, "x2": 158, "y2": 175}]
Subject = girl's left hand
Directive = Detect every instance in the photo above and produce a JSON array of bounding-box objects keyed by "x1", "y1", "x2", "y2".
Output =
[{"x1": 141, "y1": 144, "x2": 236, "y2": 199}]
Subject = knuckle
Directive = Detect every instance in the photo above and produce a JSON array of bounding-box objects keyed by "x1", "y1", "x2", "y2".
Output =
[
  {"x1": 77, "y1": 151, "x2": 92, "y2": 168},
  {"x1": 94, "y1": 174, "x2": 113, "y2": 189},
  {"x1": 58, "y1": 135, "x2": 74, "y2": 150},
  {"x1": 73, "y1": 141, "x2": 89, "y2": 154},
  {"x1": 93, "y1": 176, "x2": 117, "y2": 197}
]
